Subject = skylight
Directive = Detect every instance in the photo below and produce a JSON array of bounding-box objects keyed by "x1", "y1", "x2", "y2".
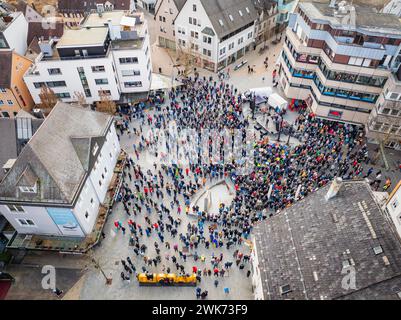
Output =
[
  {"x1": 229, "y1": 14, "x2": 233, "y2": 21},
  {"x1": 246, "y1": 7, "x2": 250, "y2": 13},
  {"x1": 239, "y1": 10, "x2": 243, "y2": 16},
  {"x1": 219, "y1": 19, "x2": 224, "y2": 26}
]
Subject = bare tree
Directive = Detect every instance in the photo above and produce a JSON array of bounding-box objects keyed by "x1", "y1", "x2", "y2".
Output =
[
  {"x1": 38, "y1": 86, "x2": 59, "y2": 112},
  {"x1": 96, "y1": 90, "x2": 117, "y2": 115},
  {"x1": 73, "y1": 91, "x2": 88, "y2": 107},
  {"x1": 176, "y1": 40, "x2": 200, "y2": 78}
]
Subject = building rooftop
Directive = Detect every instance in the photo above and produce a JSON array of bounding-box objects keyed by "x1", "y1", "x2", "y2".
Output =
[
  {"x1": 56, "y1": 27, "x2": 109, "y2": 48},
  {"x1": 111, "y1": 38, "x2": 144, "y2": 50},
  {"x1": 300, "y1": 1, "x2": 401, "y2": 35},
  {"x1": 253, "y1": 180, "x2": 401, "y2": 300},
  {"x1": 84, "y1": 10, "x2": 127, "y2": 27},
  {"x1": 57, "y1": 0, "x2": 132, "y2": 13},
  {"x1": 199, "y1": 0, "x2": 259, "y2": 39},
  {"x1": 0, "y1": 112, "x2": 44, "y2": 182},
  {"x1": 0, "y1": 102, "x2": 113, "y2": 205}
]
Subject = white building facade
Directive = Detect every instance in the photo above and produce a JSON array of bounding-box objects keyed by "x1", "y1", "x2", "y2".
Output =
[
  {"x1": 0, "y1": 103, "x2": 121, "y2": 237},
  {"x1": 278, "y1": 2, "x2": 401, "y2": 126},
  {"x1": 174, "y1": 0, "x2": 258, "y2": 72},
  {"x1": 23, "y1": 11, "x2": 152, "y2": 105},
  {"x1": 0, "y1": 12, "x2": 29, "y2": 55}
]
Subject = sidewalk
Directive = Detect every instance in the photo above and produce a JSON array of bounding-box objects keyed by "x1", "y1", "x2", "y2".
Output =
[{"x1": 151, "y1": 37, "x2": 285, "y2": 94}]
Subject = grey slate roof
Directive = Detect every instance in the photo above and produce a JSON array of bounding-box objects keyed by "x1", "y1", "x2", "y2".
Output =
[
  {"x1": 0, "y1": 102, "x2": 113, "y2": 205},
  {"x1": 301, "y1": 2, "x2": 401, "y2": 34},
  {"x1": 173, "y1": 0, "x2": 187, "y2": 11},
  {"x1": 0, "y1": 112, "x2": 44, "y2": 182},
  {"x1": 200, "y1": 0, "x2": 258, "y2": 39},
  {"x1": 253, "y1": 180, "x2": 401, "y2": 300}
]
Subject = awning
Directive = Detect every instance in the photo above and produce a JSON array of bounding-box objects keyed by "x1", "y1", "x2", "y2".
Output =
[{"x1": 150, "y1": 73, "x2": 183, "y2": 91}]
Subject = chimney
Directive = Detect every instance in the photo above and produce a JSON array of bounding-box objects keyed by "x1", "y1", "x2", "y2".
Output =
[{"x1": 325, "y1": 177, "x2": 343, "y2": 201}]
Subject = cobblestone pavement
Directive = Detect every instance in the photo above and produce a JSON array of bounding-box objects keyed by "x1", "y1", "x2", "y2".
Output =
[
  {"x1": 76, "y1": 113, "x2": 254, "y2": 300},
  {"x1": 5, "y1": 264, "x2": 82, "y2": 300}
]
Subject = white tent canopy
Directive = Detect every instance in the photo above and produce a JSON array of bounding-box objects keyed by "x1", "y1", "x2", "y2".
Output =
[{"x1": 150, "y1": 73, "x2": 182, "y2": 91}]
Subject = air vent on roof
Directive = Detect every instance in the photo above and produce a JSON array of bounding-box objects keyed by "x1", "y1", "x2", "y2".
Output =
[
  {"x1": 383, "y1": 256, "x2": 390, "y2": 266},
  {"x1": 280, "y1": 284, "x2": 292, "y2": 295}
]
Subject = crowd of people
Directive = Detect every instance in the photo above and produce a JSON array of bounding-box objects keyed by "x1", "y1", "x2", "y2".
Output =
[{"x1": 111, "y1": 73, "x2": 391, "y2": 298}]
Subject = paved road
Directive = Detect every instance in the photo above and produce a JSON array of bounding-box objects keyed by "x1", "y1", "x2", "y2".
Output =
[{"x1": 4, "y1": 264, "x2": 83, "y2": 300}]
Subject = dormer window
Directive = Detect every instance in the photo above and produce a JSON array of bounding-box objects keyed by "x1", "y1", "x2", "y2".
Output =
[
  {"x1": 92, "y1": 142, "x2": 99, "y2": 155},
  {"x1": 19, "y1": 183, "x2": 37, "y2": 193}
]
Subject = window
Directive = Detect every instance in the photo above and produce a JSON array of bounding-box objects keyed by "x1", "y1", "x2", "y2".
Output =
[
  {"x1": 19, "y1": 185, "x2": 37, "y2": 193},
  {"x1": 124, "y1": 81, "x2": 142, "y2": 88},
  {"x1": 392, "y1": 199, "x2": 399, "y2": 209},
  {"x1": 99, "y1": 180, "x2": 102, "y2": 187},
  {"x1": 7, "y1": 205, "x2": 24, "y2": 212},
  {"x1": 92, "y1": 142, "x2": 99, "y2": 155},
  {"x1": 373, "y1": 245, "x2": 383, "y2": 255},
  {"x1": 238, "y1": 37, "x2": 243, "y2": 45},
  {"x1": 92, "y1": 65, "x2": 105, "y2": 72},
  {"x1": 191, "y1": 31, "x2": 199, "y2": 39},
  {"x1": 202, "y1": 49, "x2": 211, "y2": 57},
  {"x1": 193, "y1": 4, "x2": 197, "y2": 11},
  {"x1": 119, "y1": 57, "x2": 138, "y2": 64},
  {"x1": 7, "y1": 100, "x2": 13, "y2": 105},
  {"x1": 55, "y1": 92, "x2": 71, "y2": 99},
  {"x1": 220, "y1": 47, "x2": 226, "y2": 55},
  {"x1": 48, "y1": 68, "x2": 62, "y2": 75},
  {"x1": 248, "y1": 32, "x2": 253, "y2": 39},
  {"x1": 121, "y1": 69, "x2": 140, "y2": 76},
  {"x1": 203, "y1": 36, "x2": 211, "y2": 44},
  {"x1": 98, "y1": 90, "x2": 111, "y2": 96},
  {"x1": 349, "y1": 57, "x2": 364, "y2": 66},
  {"x1": 229, "y1": 42, "x2": 234, "y2": 50},
  {"x1": 280, "y1": 284, "x2": 292, "y2": 295},
  {"x1": 95, "y1": 79, "x2": 109, "y2": 85},
  {"x1": 85, "y1": 211, "x2": 89, "y2": 219},
  {"x1": 17, "y1": 218, "x2": 35, "y2": 226},
  {"x1": 189, "y1": 17, "x2": 192, "y2": 24}
]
